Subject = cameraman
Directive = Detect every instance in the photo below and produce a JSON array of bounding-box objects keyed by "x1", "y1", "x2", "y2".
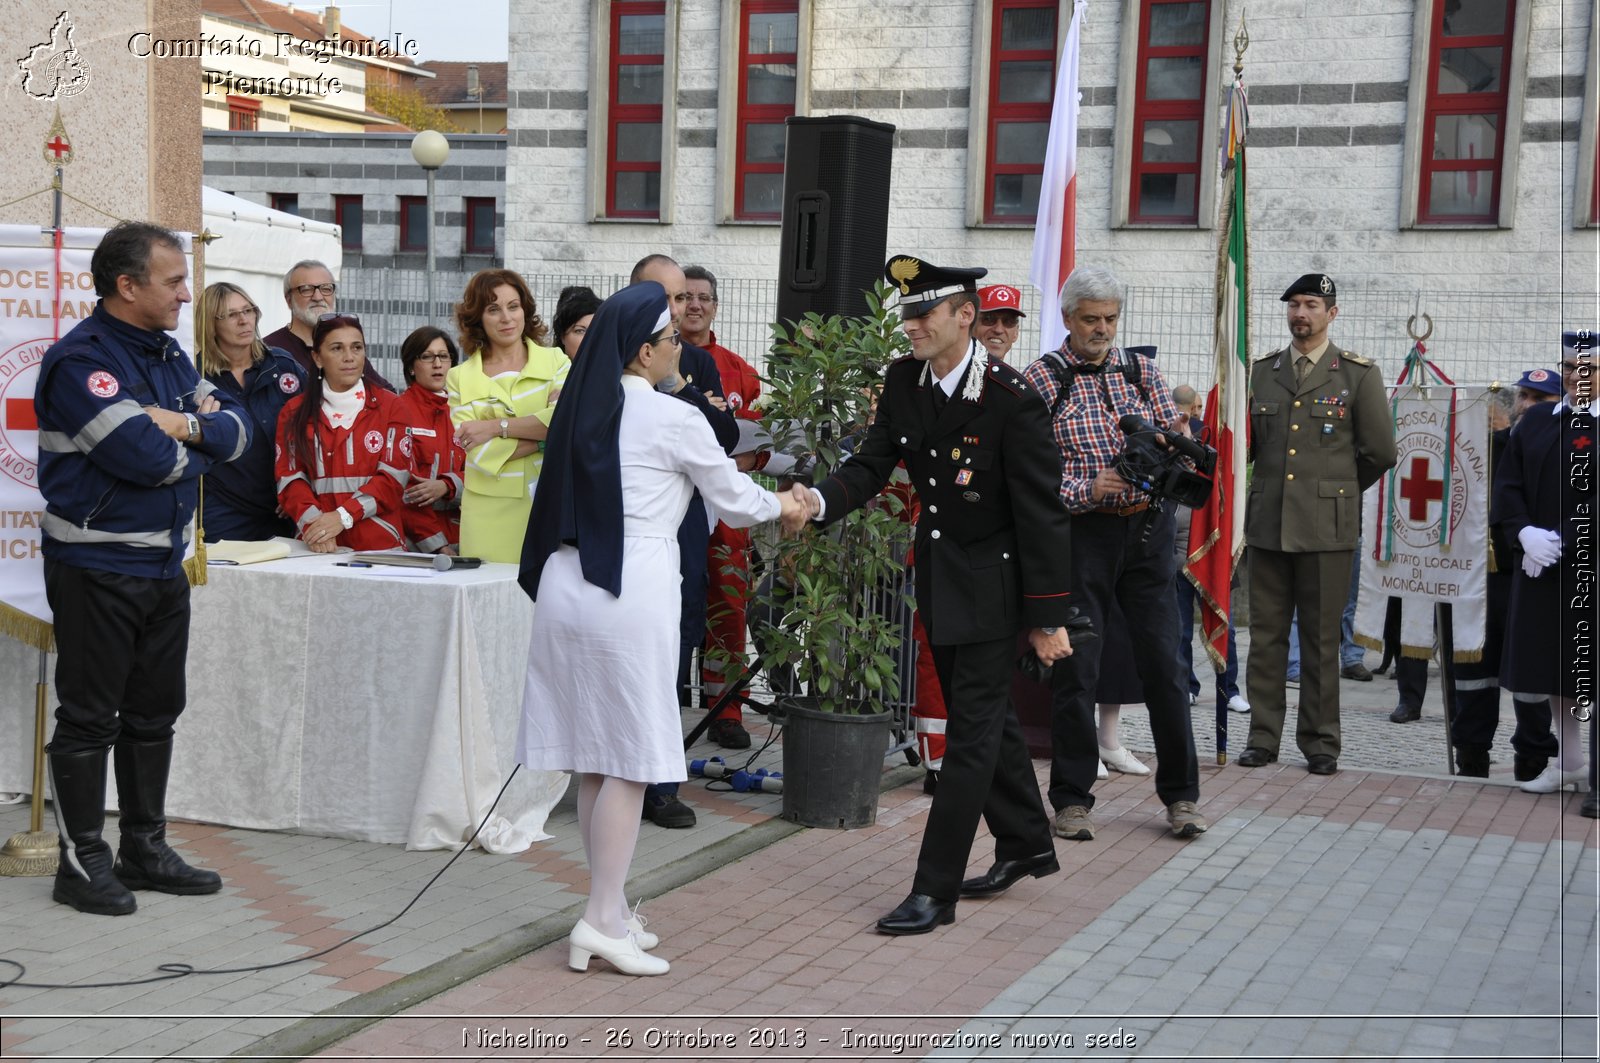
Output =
[{"x1": 1021, "y1": 266, "x2": 1205, "y2": 841}]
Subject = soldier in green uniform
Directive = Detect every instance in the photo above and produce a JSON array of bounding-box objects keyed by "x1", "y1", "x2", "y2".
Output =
[{"x1": 1238, "y1": 274, "x2": 1398, "y2": 774}]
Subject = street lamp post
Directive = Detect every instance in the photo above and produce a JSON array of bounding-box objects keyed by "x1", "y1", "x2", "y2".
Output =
[{"x1": 410, "y1": 129, "x2": 450, "y2": 323}]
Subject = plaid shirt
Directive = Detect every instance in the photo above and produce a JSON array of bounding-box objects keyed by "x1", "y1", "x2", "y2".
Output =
[{"x1": 1021, "y1": 343, "x2": 1180, "y2": 513}]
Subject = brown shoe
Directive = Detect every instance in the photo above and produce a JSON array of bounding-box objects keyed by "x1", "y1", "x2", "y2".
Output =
[
  {"x1": 1166, "y1": 801, "x2": 1208, "y2": 838},
  {"x1": 1053, "y1": 805, "x2": 1094, "y2": 841}
]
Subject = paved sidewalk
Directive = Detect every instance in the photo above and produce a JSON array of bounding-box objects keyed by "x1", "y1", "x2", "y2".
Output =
[{"x1": 2, "y1": 659, "x2": 1596, "y2": 1061}]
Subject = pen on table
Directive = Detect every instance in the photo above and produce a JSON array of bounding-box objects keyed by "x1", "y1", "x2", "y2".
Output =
[{"x1": 334, "y1": 562, "x2": 373, "y2": 568}]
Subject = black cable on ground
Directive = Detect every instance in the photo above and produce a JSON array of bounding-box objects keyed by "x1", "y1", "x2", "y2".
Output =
[{"x1": 0, "y1": 765, "x2": 521, "y2": 991}]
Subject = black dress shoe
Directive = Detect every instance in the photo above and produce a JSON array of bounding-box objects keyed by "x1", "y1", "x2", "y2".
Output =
[
  {"x1": 1306, "y1": 754, "x2": 1339, "y2": 775},
  {"x1": 1514, "y1": 755, "x2": 1549, "y2": 782},
  {"x1": 875, "y1": 893, "x2": 956, "y2": 935},
  {"x1": 1389, "y1": 704, "x2": 1421, "y2": 723},
  {"x1": 959, "y1": 851, "x2": 1060, "y2": 898},
  {"x1": 923, "y1": 770, "x2": 939, "y2": 796},
  {"x1": 1237, "y1": 747, "x2": 1277, "y2": 767},
  {"x1": 1582, "y1": 791, "x2": 1599, "y2": 819}
]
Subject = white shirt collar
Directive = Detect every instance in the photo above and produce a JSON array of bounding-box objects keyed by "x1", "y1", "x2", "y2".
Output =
[
  {"x1": 1554, "y1": 396, "x2": 1600, "y2": 416},
  {"x1": 929, "y1": 344, "x2": 975, "y2": 398}
]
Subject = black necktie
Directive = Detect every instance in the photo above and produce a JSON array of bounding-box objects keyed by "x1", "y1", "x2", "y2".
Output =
[{"x1": 932, "y1": 385, "x2": 948, "y2": 414}]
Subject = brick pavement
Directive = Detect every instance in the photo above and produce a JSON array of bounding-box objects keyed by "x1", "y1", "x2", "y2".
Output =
[{"x1": 2, "y1": 669, "x2": 1596, "y2": 1061}]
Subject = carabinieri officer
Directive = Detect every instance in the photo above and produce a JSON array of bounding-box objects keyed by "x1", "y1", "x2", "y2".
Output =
[{"x1": 798, "y1": 255, "x2": 1075, "y2": 935}]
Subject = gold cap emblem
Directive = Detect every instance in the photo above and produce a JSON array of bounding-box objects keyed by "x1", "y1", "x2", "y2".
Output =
[{"x1": 888, "y1": 257, "x2": 921, "y2": 295}]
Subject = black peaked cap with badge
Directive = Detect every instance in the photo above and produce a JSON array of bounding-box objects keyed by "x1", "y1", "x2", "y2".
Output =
[
  {"x1": 1280, "y1": 273, "x2": 1336, "y2": 301},
  {"x1": 885, "y1": 255, "x2": 987, "y2": 318}
]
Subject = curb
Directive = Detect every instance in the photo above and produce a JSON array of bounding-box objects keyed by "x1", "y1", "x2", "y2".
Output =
[{"x1": 234, "y1": 761, "x2": 923, "y2": 1061}]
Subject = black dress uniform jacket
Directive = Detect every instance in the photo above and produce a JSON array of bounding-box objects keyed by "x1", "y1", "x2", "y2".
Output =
[{"x1": 817, "y1": 345, "x2": 1074, "y2": 642}]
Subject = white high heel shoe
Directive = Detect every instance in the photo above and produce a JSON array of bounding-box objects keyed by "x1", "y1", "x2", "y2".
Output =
[
  {"x1": 624, "y1": 903, "x2": 659, "y2": 950},
  {"x1": 1519, "y1": 765, "x2": 1590, "y2": 794},
  {"x1": 568, "y1": 919, "x2": 669, "y2": 976}
]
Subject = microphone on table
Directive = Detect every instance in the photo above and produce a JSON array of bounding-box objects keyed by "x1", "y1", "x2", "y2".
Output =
[{"x1": 432, "y1": 554, "x2": 485, "y2": 572}]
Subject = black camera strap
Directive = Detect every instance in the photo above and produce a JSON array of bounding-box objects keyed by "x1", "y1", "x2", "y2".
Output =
[{"x1": 1041, "y1": 347, "x2": 1152, "y2": 419}]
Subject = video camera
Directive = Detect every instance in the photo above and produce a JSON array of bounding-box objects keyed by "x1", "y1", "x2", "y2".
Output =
[{"x1": 1113, "y1": 414, "x2": 1217, "y2": 510}]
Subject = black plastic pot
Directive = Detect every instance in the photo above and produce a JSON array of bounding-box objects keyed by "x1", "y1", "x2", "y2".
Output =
[{"x1": 779, "y1": 697, "x2": 891, "y2": 829}]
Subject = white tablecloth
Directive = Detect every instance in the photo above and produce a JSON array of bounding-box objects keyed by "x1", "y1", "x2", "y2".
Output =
[{"x1": 0, "y1": 555, "x2": 567, "y2": 852}]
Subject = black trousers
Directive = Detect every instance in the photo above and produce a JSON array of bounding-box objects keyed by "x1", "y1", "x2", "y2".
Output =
[
  {"x1": 911, "y1": 634, "x2": 1053, "y2": 902},
  {"x1": 45, "y1": 559, "x2": 191, "y2": 755},
  {"x1": 1048, "y1": 509, "x2": 1199, "y2": 812}
]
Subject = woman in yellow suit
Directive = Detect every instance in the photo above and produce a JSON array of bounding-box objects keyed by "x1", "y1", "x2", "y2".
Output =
[{"x1": 448, "y1": 269, "x2": 571, "y2": 562}]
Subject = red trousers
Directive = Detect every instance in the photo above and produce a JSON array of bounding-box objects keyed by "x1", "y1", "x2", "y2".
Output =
[
  {"x1": 703, "y1": 521, "x2": 751, "y2": 721},
  {"x1": 906, "y1": 544, "x2": 948, "y2": 769}
]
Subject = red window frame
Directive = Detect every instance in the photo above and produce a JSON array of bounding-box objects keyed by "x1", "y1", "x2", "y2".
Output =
[
  {"x1": 734, "y1": 0, "x2": 799, "y2": 221},
  {"x1": 399, "y1": 195, "x2": 428, "y2": 252},
  {"x1": 983, "y1": 0, "x2": 1057, "y2": 223},
  {"x1": 334, "y1": 194, "x2": 363, "y2": 250},
  {"x1": 269, "y1": 193, "x2": 298, "y2": 216},
  {"x1": 1418, "y1": 0, "x2": 1515, "y2": 223},
  {"x1": 608, "y1": 0, "x2": 666, "y2": 219},
  {"x1": 465, "y1": 197, "x2": 496, "y2": 254},
  {"x1": 1128, "y1": 0, "x2": 1211, "y2": 224},
  {"x1": 226, "y1": 95, "x2": 260, "y2": 131}
]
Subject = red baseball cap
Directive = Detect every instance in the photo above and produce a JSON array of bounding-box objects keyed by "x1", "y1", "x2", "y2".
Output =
[{"x1": 977, "y1": 284, "x2": 1026, "y2": 317}]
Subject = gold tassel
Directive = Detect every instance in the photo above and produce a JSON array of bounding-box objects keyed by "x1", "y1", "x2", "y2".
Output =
[
  {"x1": 0, "y1": 601, "x2": 54, "y2": 653},
  {"x1": 183, "y1": 479, "x2": 207, "y2": 587}
]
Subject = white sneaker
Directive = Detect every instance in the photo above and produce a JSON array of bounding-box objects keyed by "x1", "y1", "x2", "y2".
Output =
[
  {"x1": 1099, "y1": 745, "x2": 1151, "y2": 776},
  {"x1": 1519, "y1": 765, "x2": 1590, "y2": 794},
  {"x1": 1096, "y1": 758, "x2": 1108, "y2": 780},
  {"x1": 1227, "y1": 695, "x2": 1251, "y2": 714}
]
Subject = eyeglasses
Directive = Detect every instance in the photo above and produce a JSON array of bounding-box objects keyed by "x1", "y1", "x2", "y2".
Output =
[
  {"x1": 415, "y1": 351, "x2": 454, "y2": 364},
  {"x1": 291, "y1": 283, "x2": 337, "y2": 298},
  {"x1": 977, "y1": 312, "x2": 1020, "y2": 327},
  {"x1": 318, "y1": 312, "x2": 361, "y2": 324},
  {"x1": 217, "y1": 306, "x2": 260, "y2": 323},
  {"x1": 655, "y1": 331, "x2": 681, "y2": 348},
  {"x1": 684, "y1": 293, "x2": 717, "y2": 304}
]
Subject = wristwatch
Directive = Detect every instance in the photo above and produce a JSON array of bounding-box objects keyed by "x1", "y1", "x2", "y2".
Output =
[
  {"x1": 1041, "y1": 626, "x2": 1060, "y2": 636},
  {"x1": 337, "y1": 507, "x2": 354, "y2": 531},
  {"x1": 184, "y1": 413, "x2": 200, "y2": 443},
  {"x1": 498, "y1": 418, "x2": 510, "y2": 439}
]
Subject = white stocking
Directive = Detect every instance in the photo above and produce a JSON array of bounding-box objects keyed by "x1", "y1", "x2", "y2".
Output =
[
  {"x1": 579, "y1": 775, "x2": 646, "y2": 939},
  {"x1": 1553, "y1": 698, "x2": 1585, "y2": 772},
  {"x1": 1097, "y1": 704, "x2": 1122, "y2": 750}
]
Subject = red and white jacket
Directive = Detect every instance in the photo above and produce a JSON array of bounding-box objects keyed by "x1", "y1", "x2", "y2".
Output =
[
  {"x1": 275, "y1": 389, "x2": 407, "y2": 551},
  {"x1": 392, "y1": 384, "x2": 465, "y2": 552}
]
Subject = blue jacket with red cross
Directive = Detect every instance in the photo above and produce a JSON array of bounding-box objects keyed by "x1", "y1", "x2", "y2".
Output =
[{"x1": 35, "y1": 302, "x2": 251, "y2": 578}]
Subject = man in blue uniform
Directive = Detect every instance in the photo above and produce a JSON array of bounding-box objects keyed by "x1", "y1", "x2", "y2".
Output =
[
  {"x1": 797, "y1": 255, "x2": 1075, "y2": 934},
  {"x1": 36, "y1": 221, "x2": 250, "y2": 915}
]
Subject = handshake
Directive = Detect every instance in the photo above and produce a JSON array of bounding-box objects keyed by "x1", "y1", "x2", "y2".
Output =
[{"x1": 778, "y1": 483, "x2": 821, "y2": 533}]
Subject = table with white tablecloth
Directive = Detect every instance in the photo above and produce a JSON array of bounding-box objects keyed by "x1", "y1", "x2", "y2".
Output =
[{"x1": 0, "y1": 555, "x2": 567, "y2": 851}]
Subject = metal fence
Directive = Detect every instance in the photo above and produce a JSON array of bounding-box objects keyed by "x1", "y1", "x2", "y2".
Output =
[{"x1": 343, "y1": 266, "x2": 1596, "y2": 391}]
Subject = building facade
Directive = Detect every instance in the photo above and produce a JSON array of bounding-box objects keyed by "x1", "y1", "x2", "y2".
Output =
[{"x1": 504, "y1": 0, "x2": 1598, "y2": 380}]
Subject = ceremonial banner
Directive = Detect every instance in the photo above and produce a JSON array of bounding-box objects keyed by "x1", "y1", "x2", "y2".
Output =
[
  {"x1": 1029, "y1": 0, "x2": 1086, "y2": 356},
  {"x1": 1354, "y1": 384, "x2": 1490, "y2": 660},
  {"x1": 0, "y1": 226, "x2": 196, "y2": 650},
  {"x1": 1184, "y1": 67, "x2": 1250, "y2": 670}
]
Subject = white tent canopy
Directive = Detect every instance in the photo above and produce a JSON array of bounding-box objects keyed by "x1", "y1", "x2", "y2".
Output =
[{"x1": 201, "y1": 186, "x2": 342, "y2": 336}]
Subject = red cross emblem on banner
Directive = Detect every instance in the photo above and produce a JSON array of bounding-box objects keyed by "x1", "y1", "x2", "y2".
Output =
[{"x1": 1398, "y1": 455, "x2": 1445, "y2": 522}]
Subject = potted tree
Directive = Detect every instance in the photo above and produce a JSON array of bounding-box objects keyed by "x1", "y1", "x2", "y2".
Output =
[{"x1": 750, "y1": 284, "x2": 916, "y2": 828}]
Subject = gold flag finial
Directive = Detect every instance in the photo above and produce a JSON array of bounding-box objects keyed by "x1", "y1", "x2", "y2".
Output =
[
  {"x1": 1233, "y1": 10, "x2": 1250, "y2": 76},
  {"x1": 43, "y1": 106, "x2": 73, "y2": 166}
]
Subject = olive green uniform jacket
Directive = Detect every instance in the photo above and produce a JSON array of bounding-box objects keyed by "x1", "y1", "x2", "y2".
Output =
[{"x1": 1245, "y1": 341, "x2": 1397, "y2": 552}]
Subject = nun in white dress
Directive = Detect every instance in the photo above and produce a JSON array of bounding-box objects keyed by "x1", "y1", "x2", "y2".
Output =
[{"x1": 516, "y1": 281, "x2": 804, "y2": 976}]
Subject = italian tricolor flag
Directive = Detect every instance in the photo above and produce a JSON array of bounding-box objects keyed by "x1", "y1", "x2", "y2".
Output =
[{"x1": 1185, "y1": 74, "x2": 1250, "y2": 671}]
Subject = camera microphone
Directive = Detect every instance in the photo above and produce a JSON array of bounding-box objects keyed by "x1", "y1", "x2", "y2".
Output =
[{"x1": 1116, "y1": 414, "x2": 1214, "y2": 466}]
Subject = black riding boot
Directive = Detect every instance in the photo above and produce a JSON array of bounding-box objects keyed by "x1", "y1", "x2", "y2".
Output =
[
  {"x1": 48, "y1": 746, "x2": 137, "y2": 915},
  {"x1": 113, "y1": 738, "x2": 222, "y2": 895}
]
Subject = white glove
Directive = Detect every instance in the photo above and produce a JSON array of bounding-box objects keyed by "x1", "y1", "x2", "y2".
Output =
[
  {"x1": 1521, "y1": 552, "x2": 1548, "y2": 580},
  {"x1": 1518, "y1": 526, "x2": 1563, "y2": 568}
]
